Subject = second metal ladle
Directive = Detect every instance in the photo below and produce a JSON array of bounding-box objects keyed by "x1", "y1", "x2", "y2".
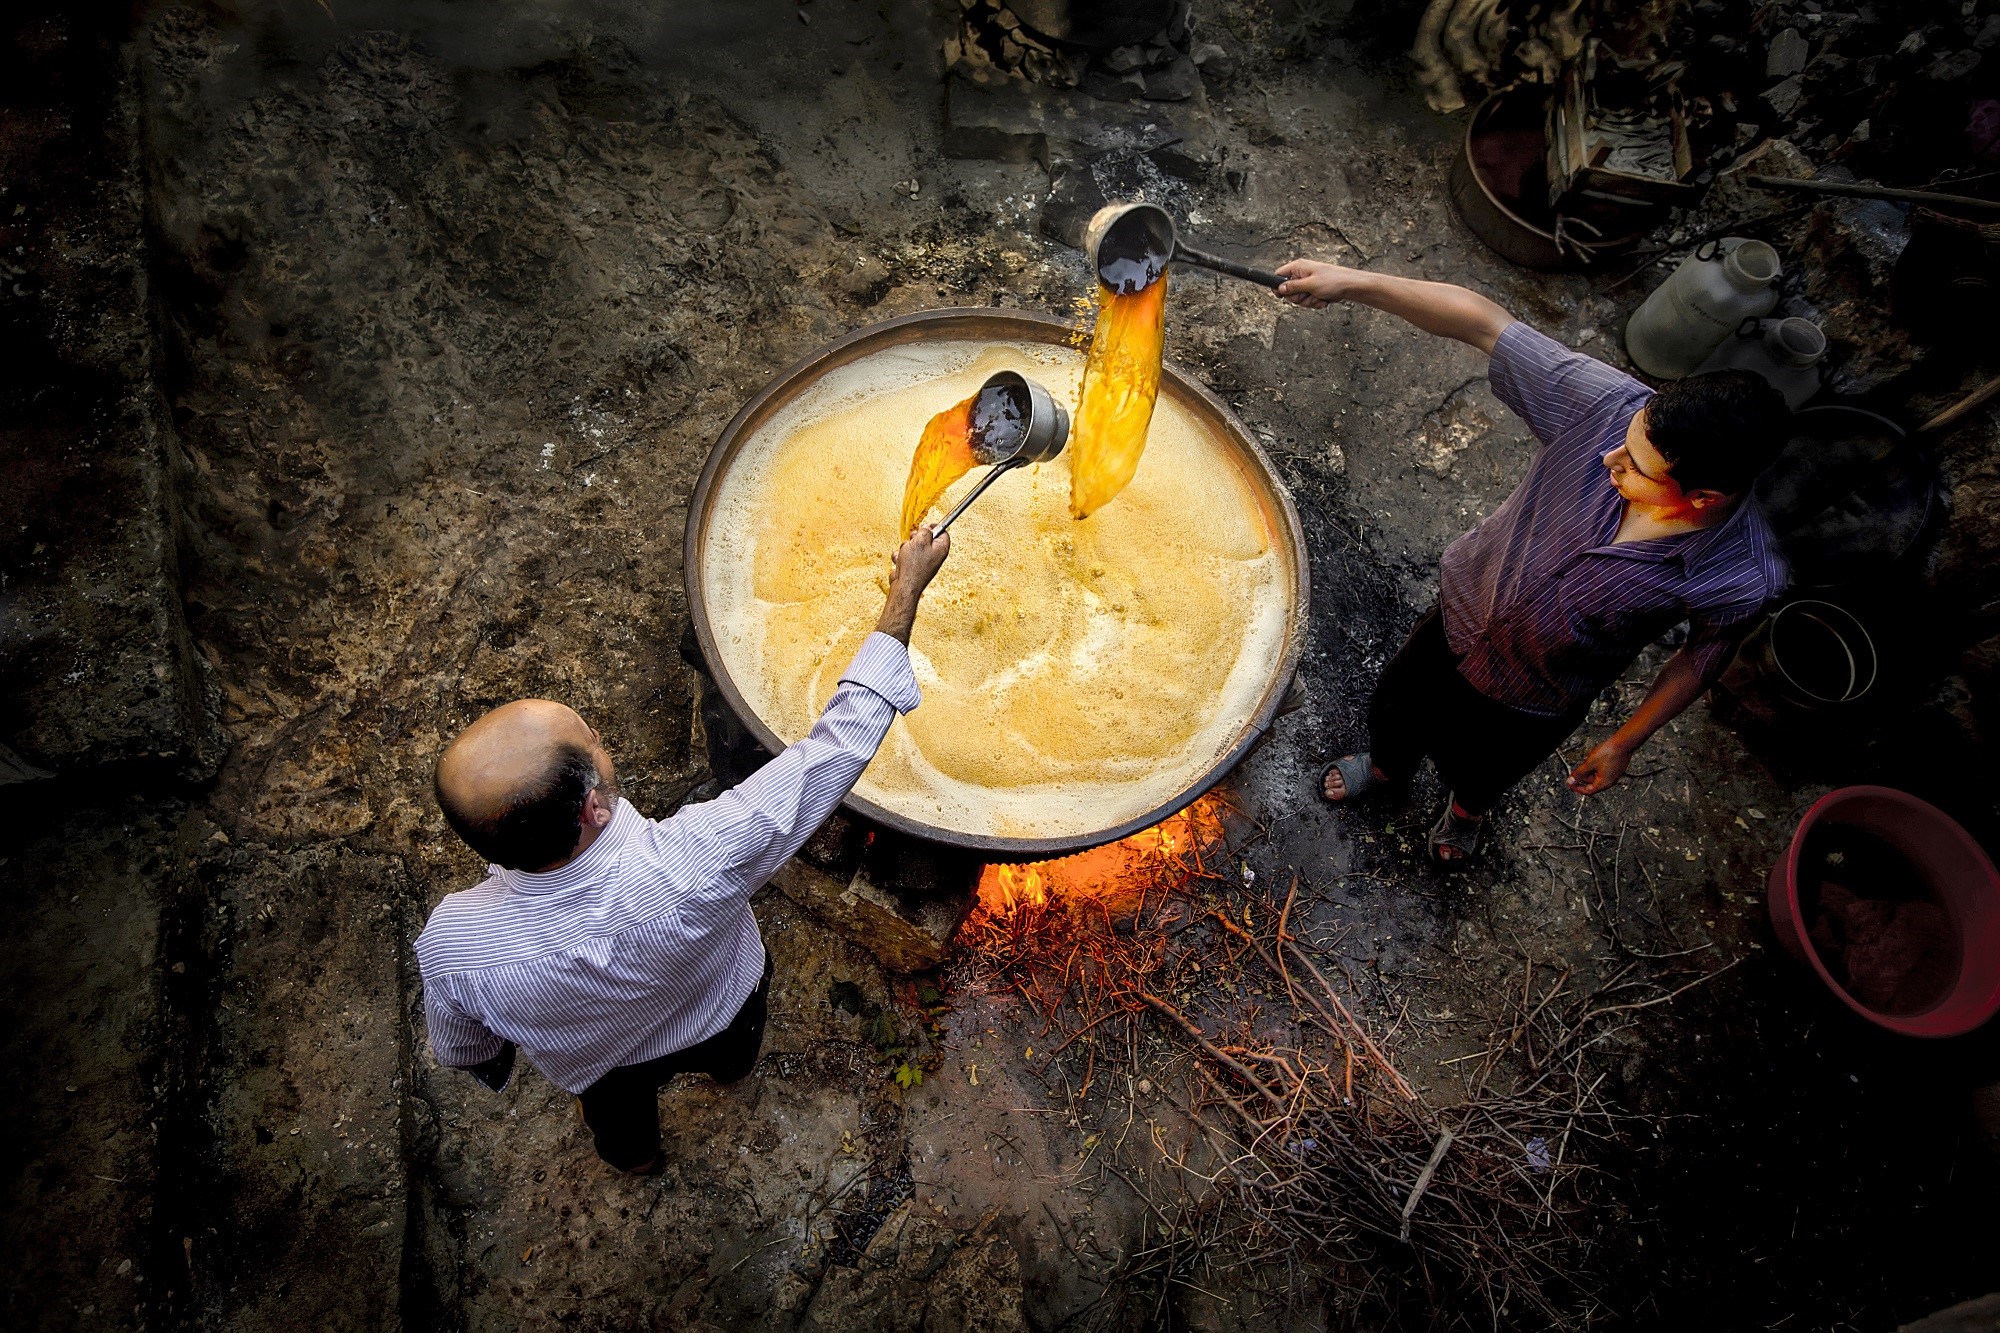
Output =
[
  {"x1": 932, "y1": 371, "x2": 1070, "y2": 535},
  {"x1": 1085, "y1": 201, "x2": 1285, "y2": 296}
]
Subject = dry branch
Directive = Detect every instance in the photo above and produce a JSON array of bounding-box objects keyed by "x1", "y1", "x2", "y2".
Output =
[{"x1": 952, "y1": 810, "x2": 1720, "y2": 1330}]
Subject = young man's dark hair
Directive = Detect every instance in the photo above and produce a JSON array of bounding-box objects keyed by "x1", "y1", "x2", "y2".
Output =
[
  {"x1": 1641, "y1": 368, "x2": 1791, "y2": 497},
  {"x1": 436, "y1": 743, "x2": 598, "y2": 870}
]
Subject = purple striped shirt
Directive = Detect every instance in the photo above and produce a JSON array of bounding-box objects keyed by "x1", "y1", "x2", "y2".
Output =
[
  {"x1": 414, "y1": 631, "x2": 921, "y2": 1094},
  {"x1": 1438, "y1": 322, "x2": 1787, "y2": 717}
]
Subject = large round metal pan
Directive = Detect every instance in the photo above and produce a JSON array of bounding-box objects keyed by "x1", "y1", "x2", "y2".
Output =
[{"x1": 683, "y1": 307, "x2": 1309, "y2": 858}]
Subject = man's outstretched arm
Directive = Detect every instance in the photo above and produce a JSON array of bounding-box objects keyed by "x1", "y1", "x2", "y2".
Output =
[
  {"x1": 871, "y1": 526, "x2": 946, "y2": 645},
  {"x1": 661, "y1": 527, "x2": 951, "y2": 905},
  {"x1": 1273, "y1": 261, "x2": 1514, "y2": 354},
  {"x1": 1565, "y1": 648, "x2": 1710, "y2": 795}
]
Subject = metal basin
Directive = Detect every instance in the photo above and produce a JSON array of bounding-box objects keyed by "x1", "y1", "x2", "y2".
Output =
[
  {"x1": 1449, "y1": 87, "x2": 1657, "y2": 271},
  {"x1": 683, "y1": 308, "x2": 1310, "y2": 858}
]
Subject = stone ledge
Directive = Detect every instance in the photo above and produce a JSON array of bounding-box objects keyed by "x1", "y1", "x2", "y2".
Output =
[
  {"x1": 943, "y1": 68, "x2": 1220, "y2": 179},
  {"x1": 0, "y1": 54, "x2": 220, "y2": 781}
]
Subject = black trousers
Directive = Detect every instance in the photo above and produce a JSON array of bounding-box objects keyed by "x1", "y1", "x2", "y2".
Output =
[
  {"x1": 1367, "y1": 607, "x2": 1590, "y2": 816},
  {"x1": 577, "y1": 953, "x2": 773, "y2": 1170}
]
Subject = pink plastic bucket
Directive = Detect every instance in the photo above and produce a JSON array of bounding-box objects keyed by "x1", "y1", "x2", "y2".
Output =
[{"x1": 1768, "y1": 786, "x2": 2000, "y2": 1037}]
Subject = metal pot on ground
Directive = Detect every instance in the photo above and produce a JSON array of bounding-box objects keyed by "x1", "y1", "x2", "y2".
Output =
[
  {"x1": 1448, "y1": 86, "x2": 1658, "y2": 271},
  {"x1": 1755, "y1": 405, "x2": 1940, "y2": 591}
]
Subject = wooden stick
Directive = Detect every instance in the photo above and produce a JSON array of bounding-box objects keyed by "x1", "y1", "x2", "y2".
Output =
[
  {"x1": 1276, "y1": 871, "x2": 1299, "y2": 992},
  {"x1": 1746, "y1": 174, "x2": 2000, "y2": 215},
  {"x1": 1043, "y1": 1005, "x2": 1125, "y2": 1060},
  {"x1": 1918, "y1": 372, "x2": 2000, "y2": 436},
  {"x1": 1208, "y1": 913, "x2": 1355, "y2": 1060},
  {"x1": 1133, "y1": 990, "x2": 1288, "y2": 1111},
  {"x1": 1281, "y1": 938, "x2": 1418, "y2": 1100},
  {"x1": 1399, "y1": 1129, "x2": 1456, "y2": 1242}
]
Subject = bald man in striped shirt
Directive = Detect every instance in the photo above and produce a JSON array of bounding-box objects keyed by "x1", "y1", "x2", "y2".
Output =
[
  {"x1": 416, "y1": 527, "x2": 949, "y2": 1173},
  {"x1": 1274, "y1": 260, "x2": 1790, "y2": 865}
]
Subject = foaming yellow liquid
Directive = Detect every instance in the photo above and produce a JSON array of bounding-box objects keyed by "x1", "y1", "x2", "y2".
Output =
[
  {"x1": 704, "y1": 342, "x2": 1288, "y2": 841},
  {"x1": 1070, "y1": 277, "x2": 1168, "y2": 519},
  {"x1": 900, "y1": 393, "x2": 979, "y2": 540}
]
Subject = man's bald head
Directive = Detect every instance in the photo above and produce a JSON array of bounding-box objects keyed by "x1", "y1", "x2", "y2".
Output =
[{"x1": 435, "y1": 700, "x2": 616, "y2": 871}]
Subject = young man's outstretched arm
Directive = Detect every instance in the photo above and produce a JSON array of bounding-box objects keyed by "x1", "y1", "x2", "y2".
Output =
[{"x1": 1274, "y1": 261, "x2": 1513, "y2": 353}]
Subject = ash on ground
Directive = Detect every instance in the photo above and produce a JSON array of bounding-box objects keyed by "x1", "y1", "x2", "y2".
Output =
[{"x1": 4, "y1": 1, "x2": 1999, "y2": 1330}]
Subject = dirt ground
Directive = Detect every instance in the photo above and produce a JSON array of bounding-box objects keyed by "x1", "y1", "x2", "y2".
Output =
[{"x1": 6, "y1": 1, "x2": 2000, "y2": 1330}]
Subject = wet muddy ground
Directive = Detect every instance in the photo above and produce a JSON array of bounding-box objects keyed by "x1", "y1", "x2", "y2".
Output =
[{"x1": 6, "y1": 1, "x2": 1999, "y2": 1329}]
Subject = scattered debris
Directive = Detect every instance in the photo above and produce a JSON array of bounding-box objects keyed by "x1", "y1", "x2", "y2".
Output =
[
  {"x1": 1412, "y1": 0, "x2": 1587, "y2": 113},
  {"x1": 943, "y1": 0, "x2": 1222, "y2": 104}
]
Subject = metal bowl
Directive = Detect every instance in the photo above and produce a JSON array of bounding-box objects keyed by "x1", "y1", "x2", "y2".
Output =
[
  {"x1": 1448, "y1": 87, "x2": 1657, "y2": 272},
  {"x1": 683, "y1": 308, "x2": 1311, "y2": 858}
]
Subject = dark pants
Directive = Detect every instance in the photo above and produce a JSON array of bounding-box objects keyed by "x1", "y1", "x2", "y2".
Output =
[
  {"x1": 577, "y1": 953, "x2": 773, "y2": 1170},
  {"x1": 1367, "y1": 607, "x2": 1589, "y2": 815}
]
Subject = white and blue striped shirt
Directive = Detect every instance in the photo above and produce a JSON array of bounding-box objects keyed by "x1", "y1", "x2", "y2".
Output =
[{"x1": 415, "y1": 632, "x2": 922, "y2": 1094}]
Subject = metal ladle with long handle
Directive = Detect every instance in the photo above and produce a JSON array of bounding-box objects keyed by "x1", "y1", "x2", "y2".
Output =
[
  {"x1": 1085, "y1": 201, "x2": 1286, "y2": 295},
  {"x1": 931, "y1": 370, "x2": 1071, "y2": 535}
]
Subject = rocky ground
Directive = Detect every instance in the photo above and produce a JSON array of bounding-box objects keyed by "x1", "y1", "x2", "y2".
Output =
[{"x1": 4, "y1": 1, "x2": 1999, "y2": 1330}]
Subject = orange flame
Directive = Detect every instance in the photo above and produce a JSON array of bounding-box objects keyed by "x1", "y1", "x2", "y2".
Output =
[{"x1": 975, "y1": 792, "x2": 1226, "y2": 918}]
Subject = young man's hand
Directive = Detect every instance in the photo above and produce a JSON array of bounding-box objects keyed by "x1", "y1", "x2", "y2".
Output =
[
  {"x1": 1274, "y1": 259, "x2": 1367, "y2": 309},
  {"x1": 1271, "y1": 261, "x2": 1513, "y2": 352},
  {"x1": 876, "y1": 525, "x2": 951, "y2": 644},
  {"x1": 1566, "y1": 738, "x2": 1633, "y2": 795}
]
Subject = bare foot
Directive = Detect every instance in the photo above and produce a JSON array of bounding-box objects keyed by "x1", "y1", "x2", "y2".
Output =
[{"x1": 1322, "y1": 757, "x2": 1388, "y2": 802}]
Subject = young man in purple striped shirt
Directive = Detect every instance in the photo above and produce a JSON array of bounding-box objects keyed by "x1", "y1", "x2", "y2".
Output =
[
  {"x1": 1274, "y1": 260, "x2": 1790, "y2": 864},
  {"x1": 417, "y1": 527, "x2": 949, "y2": 1173}
]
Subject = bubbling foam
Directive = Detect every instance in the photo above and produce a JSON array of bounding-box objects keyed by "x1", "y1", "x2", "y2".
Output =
[{"x1": 702, "y1": 339, "x2": 1290, "y2": 841}]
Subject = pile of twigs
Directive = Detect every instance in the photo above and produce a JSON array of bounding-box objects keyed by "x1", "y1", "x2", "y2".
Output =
[
  {"x1": 1141, "y1": 891, "x2": 1717, "y2": 1327},
  {"x1": 956, "y1": 821, "x2": 1721, "y2": 1329}
]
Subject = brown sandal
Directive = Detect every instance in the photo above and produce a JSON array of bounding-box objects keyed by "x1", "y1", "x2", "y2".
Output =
[{"x1": 1427, "y1": 798, "x2": 1484, "y2": 866}]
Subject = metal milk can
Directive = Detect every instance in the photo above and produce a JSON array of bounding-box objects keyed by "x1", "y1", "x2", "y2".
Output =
[
  {"x1": 1695, "y1": 315, "x2": 1828, "y2": 409},
  {"x1": 1624, "y1": 238, "x2": 1783, "y2": 379}
]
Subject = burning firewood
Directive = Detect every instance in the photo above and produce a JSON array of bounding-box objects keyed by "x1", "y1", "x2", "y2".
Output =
[{"x1": 953, "y1": 798, "x2": 1727, "y2": 1326}]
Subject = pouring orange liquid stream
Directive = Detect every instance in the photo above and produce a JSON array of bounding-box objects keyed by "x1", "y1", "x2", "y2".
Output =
[
  {"x1": 1070, "y1": 275, "x2": 1168, "y2": 520},
  {"x1": 898, "y1": 393, "x2": 979, "y2": 540},
  {"x1": 898, "y1": 274, "x2": 1167, "y2": 534}
]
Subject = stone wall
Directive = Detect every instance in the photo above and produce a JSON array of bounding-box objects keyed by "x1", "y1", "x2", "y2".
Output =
[{"x1": 0, "y1": 9, "x2": 220, "y2": 782}]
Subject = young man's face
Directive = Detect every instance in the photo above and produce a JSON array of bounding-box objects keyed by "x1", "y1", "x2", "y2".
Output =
[
  {"x1": 1603, "y1": 407, "x2": 1739, "y2": 516},
  {"x1": 1601, "y1": 409, "x2": 1688, "y2": 507}
]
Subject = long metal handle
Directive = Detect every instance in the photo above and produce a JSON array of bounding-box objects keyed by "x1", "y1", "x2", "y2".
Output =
[
  {"x1": 932, "y1": 458, "x2": 1024, "y2": 535},
  {"x1": 1173, "y1": 242, "x2": 1285, "y2": 288},
  {"x1": 1746, "y1": 174, "x2": 2000, "y2": 215}
]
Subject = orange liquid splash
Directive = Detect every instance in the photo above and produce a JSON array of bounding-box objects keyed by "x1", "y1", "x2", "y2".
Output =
[
  {"x1": 899, "y1": 392, "x2": 979, "y2": 540},
  {"x1": 1069, "y1": 276, "x2": 1168, "y2": 520}
]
